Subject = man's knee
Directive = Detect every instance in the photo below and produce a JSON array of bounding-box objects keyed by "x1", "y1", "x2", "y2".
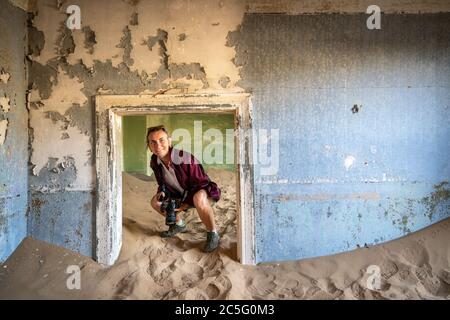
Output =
[{"x1": 193, "y1": 190, "x2": 215, "y2": 209}]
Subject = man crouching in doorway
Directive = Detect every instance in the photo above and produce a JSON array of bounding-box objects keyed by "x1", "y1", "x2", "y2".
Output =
[{"x1": 147, "y1": 125, "x2": 221, "y2": 252}]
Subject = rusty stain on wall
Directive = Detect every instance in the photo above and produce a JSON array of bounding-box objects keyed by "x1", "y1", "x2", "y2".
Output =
[
  {"x1": 31, "y1": 197, "x2": 46, "y2": 218},
  {"x1": 422, "y1": 181, "x2": 450, "y2": 220}
]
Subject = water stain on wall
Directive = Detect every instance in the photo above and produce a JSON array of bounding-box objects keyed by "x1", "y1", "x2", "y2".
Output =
[{"x1": 422, "y1": 181, "x2": 450, "y2": 220}]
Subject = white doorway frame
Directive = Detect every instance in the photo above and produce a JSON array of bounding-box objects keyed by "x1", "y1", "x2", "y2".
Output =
[{"x1": 94, "y1": 93, "x2": 255, "y2": 266}]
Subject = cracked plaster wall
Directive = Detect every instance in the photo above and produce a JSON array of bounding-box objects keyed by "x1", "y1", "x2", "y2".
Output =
[
  {"x1": 25, "y1": 0, "x2": 450, "y2": 261},
  {"x1": 0, "y1": 0, "x2": 28, "y2": 262},
  {"x1": 27, "y1": 0, "x2": 245, "y2": 257}
]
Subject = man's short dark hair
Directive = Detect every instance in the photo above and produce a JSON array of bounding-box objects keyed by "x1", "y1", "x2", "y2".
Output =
[{"x1": 147, "y1": 125, "x2": 169, "y2": 140}]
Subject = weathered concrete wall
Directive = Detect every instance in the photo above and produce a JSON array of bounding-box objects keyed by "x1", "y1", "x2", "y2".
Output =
[
  {"x1": 27, "y1": 191, "x2": 93, "y2": 256},
  {"x1": 27, "y1": 0, "x2": 450, "y2": 261},
  {"x1": 246, "y1": 0, "x2": 450, "y2": 14},
  {"x1": 27, "y1": 0, "x2": 245, "y2": 257},
  {"x1": 0, "y1": 0, "x2": 28, "y2": 262},
  {"x1": 229, "y1": 13, "x2": 450, "y2": 262}
]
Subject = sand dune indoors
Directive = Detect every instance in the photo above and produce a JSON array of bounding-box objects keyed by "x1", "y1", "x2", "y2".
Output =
[{"x1": 1, "y1": 169, "x2": 449, "y2": 300}]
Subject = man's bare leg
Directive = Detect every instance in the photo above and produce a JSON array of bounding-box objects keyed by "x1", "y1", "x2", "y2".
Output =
[
  {"x1": 193, "y1": 190, "x2": 220, "y2": 252},
  {"x1": 192, "y1": 189, "x2": 217, "y2": 232}
]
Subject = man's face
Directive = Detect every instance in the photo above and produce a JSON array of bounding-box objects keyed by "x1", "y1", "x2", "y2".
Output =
[{"x1": 148, "y1": 129, "x2": 171, "y2": 159}]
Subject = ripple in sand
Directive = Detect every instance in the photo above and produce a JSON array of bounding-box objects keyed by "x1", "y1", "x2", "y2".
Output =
[
  {"x1": 206, "y1": 283, "x2": 221, "y2": 299},
  {"x1": 182, "y1": 249, "x2": 204, "y2": 263},
  {"x1": 213, "y1": 274, "x2": 232, "y2": 298},
  {"x1": 113, "y1": 270, "x2": 138, "y2": 300},
  {"x1": 400, "y1": 244, "x2": 429, "y2": 267},
  {"x1": 380, "y1": 260, "x2": 399, "y2": 280},
  {"x1": 414, "y1": 263, "x2": 450, "y2": 297},
  {"x1": 247, "y1": 272, "x2": 277, "y2": 298}
]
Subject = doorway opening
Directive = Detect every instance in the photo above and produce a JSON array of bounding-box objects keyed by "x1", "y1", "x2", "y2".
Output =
[
  {"x1": 121, "y1": 113, "x2": 237, "y2": 262},
  {"x1": 94, "y1": 94, "x2": 255, "y2": 266}
]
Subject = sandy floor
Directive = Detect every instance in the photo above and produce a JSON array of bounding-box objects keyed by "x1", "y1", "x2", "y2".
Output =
[{"x1": 0, "y1": 169, "x2": 449, "y2": 299}]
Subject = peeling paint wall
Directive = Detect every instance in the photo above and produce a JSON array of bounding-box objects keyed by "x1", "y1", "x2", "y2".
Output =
[
  {"x1": 229, "y1": 13, "x2": 450, "y2": 263},
  {"x1": 246, "y1": 0, "x2": 450, "y2": 14},
  {"x1": 26, "y1": 0, "x2": 450, "y2": 262},
  {"x1": 27, "y1": 191, "x2": 93, "y2": 256},
  {"x1": 0, "y1": 0, "x2": 28, "y2": 262},
  {"x1": 27, "y1": 0, "x2": 245, "y2": 257}
]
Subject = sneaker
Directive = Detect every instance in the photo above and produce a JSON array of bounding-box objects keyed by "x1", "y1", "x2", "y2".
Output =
[
  {"x1": 160, "y1": 223, "x2": 187, "y2": 238},
  {"x1": 203, "y1": 231, "x2": 220, "y2": 252}
]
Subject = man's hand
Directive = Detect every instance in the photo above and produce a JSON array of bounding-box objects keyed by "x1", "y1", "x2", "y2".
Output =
[
  {"x1": 157, "y1": 191, "x2": 166, "y2": 201},
  {"x1": 154, "y1": 191, "x2": 165, "y2": 211},
  {"x1": 175, "y1": 202, "x2": 190, "y2": 212}
]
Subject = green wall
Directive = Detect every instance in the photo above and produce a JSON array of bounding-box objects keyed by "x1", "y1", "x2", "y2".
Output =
[
  {"x1": 122, "y1": 116, "x2": 147, "y2": 174},
  {"x1": 122, "y1": 113, "x2": 236, "y2": 174},
  {"x1": 146, "y1": 113, "x2": 236, "y2": 172}
]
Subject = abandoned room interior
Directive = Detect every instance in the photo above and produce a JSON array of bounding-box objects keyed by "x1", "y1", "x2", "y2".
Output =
[{"x1": 0, "y1": 0, "x2": 449, "y2": 300}]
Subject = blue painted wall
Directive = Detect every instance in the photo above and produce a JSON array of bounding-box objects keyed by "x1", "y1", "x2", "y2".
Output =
[
  {"x1": 27, "y1": 191, "x2": 93, "y2": 257},
  {"x1": 230, "y1": 13, "x2": 450, "y2": 263},
  {"x1": 28, "y1": 154, "x2": 94, "y2": 257},
  {"x1": 0, "y1": 1, "x2": 28, "y2": 262}
]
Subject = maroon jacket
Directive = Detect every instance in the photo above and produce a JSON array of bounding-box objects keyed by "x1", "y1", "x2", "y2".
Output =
[{"x1": 150, "y1": 147, "x2": 221, "y2": 206}]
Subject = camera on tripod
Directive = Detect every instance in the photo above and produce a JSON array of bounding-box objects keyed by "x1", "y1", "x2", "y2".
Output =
[{"x1": 159, "y1": 185, "x2": 181, "y2": 226}]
